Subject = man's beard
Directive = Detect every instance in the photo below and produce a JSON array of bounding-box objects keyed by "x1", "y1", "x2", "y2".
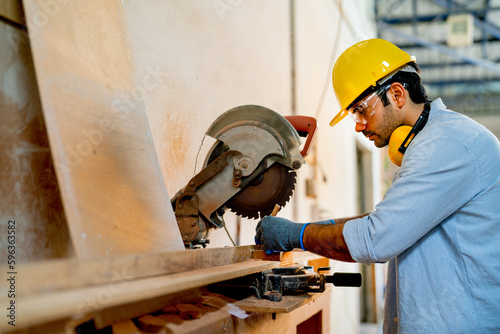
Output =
[{"x1": 363, "y1": 103, "x2": 401, "y2": 148}]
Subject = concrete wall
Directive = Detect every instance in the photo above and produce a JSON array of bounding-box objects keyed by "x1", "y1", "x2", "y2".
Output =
[{"x1": 123, "y1": 1, "x2": 378, "y2": 333}]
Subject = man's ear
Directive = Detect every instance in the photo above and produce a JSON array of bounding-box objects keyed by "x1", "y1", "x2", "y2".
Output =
[{"x1": 388, "y1": 83, "x2": 406, "y2": 108}]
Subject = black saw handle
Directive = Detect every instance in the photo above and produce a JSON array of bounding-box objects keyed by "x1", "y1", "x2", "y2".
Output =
[{"x1": 325, "y1": 272, "x2": 362, "y2": 287}]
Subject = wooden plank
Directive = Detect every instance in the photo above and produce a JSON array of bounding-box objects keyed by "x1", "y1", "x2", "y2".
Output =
[
  {"x1": 18, "y1": 246, "x2": 322, "y2": 296},
  {"x1": 21, "y1": 0, "x2": 184, "y2": 259},
  {"x1": 94, "y1": 288, "x2": 202, "y2": 329},
  {"x1": 2, "y1": 245, "x2": 321, "y2": 331},
  {"x1": 165, "y1": 307, "x2": 234, "y2": 334},
  {"x1": 111, "y1": 320, "x2": 141, "y2": 334},
  {"x1": 3, "y1": 260, "x2": 280, "y2": 331},
  {"x1": 307, "y1": 257, "x2": 330, "y2": 271},
  {"x1": 0, "y1": 0, "x2": 24, "y2": 26},
  {"x1": 235, "y1": 291, "x2": 328, "y2": 314},
  {"x1": 6, "y1": 316, "x2": 85, "y2": 334},
  {"x1": 253, "y1": 248, "x2": 323, "y2": 263},
  {"x1": 18, "y1": 246, "x2": 256, "y2": 296},
  {"x1": 166, "y1": 292, "x2": 331, "y2": 334},
  {"x1": 3, "y1": 248, "x2": 321, "y2": 331}
]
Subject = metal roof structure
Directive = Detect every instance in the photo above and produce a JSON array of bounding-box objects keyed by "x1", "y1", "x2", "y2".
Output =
[{"x1": 375, "y1": 0, "x2": 500, "y2": 137}]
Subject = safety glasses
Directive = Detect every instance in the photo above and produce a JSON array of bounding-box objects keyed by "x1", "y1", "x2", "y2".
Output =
[{"x1": 347, "y1": 85, "x2": 391, "y2": 124}]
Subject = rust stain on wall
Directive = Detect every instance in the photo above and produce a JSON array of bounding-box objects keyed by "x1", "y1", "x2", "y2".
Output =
[{"x1": 161, "y1": 113, "x2": 192, "y2": 192}]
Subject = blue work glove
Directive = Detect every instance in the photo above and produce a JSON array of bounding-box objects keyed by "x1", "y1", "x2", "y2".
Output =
[
  {"x1": 255, "y1": 217, "x2": 336, "y2": 254},
  {"x1": 255, "y1": 216, "x2": 306, "y2": 253}
]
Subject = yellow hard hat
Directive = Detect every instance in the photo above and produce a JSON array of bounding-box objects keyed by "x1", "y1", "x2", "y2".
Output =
[{"x1": 330, "y1": 39, "x2": 415, "y2": 127}]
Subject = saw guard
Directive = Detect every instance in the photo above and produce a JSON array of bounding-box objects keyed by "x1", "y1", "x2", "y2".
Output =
[{"x1": 205, "y1": 105, "x2": 305, "y2": 169}]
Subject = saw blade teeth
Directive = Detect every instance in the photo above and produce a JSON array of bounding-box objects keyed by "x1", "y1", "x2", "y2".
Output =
[
  {"x1": 227, "y1": 166, "x2": 296, "y2": 220},
  {"x1": 204, "y1": 142, "x2": 297, "y2": 221}
]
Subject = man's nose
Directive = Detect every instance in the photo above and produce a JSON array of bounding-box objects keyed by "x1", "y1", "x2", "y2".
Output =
[{"x1": 355, "y1": 122, "x2": 367, "y2": 132}]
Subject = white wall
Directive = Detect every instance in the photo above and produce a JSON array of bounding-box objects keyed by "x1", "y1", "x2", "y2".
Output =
[
  {"x1": 123, "y1": 1, "x2": 378, "y2": 333},
  {"x1": 123, "y1": 0, "x2": 292, "y2": 248},
  {"x1": 293, "y1": 1, "x2": 378, "y2": 333}
]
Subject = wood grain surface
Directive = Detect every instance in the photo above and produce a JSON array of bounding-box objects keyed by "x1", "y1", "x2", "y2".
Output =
[
  {"x1": 235, "y1": 292, "x2": 327, "y2": 313},
  {"x1": 1, "y1": 246, "x2": 321, "y2": 331},
  {"x1": 22, "y1": 0, "x2": 184, "y2": 259},
  {"x1": 0, "y1": 0, "x2": 24, "y2": 25},
  {"x1": 17, "y1": 246, "x2": 257, "y2": 296},
  {"x1": 8, "y1": 260, "x2": 279, "y2": 330}
]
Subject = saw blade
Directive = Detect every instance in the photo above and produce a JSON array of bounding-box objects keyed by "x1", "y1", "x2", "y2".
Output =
[
  {"x1": 205, "y1": 141, "x2": 297, "y2": 219},
  {"x1": 227, "y1": 163, "x2": 296, "y2": 219}
]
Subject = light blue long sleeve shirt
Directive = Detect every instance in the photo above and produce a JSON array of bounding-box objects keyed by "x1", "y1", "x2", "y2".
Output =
[{"x1": 343, "y1": 99, "x2": 500, "y2": 333}]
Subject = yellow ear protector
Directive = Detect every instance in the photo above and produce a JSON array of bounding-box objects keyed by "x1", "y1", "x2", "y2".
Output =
[{"x1": 388, "y1": 101, "x2": 431, "y2": 166}]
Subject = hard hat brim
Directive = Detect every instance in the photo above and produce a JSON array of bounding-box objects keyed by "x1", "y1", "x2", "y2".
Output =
[{"x1": 329, "y1": 109, "x2": 348, "y2": 127}]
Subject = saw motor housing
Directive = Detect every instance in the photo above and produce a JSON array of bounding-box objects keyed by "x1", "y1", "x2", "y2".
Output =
[{"x1": 171, "y1": 105, "x2": 317, "y2": 248}]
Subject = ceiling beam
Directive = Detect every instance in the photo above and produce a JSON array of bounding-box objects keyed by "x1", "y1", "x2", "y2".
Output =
[
  {"x1": 418, "y1": 59, "x2": 500, "y2": 69},
  {"x1": 378, "y1": 8, "x2": 500, "y2": 25},
  {"x1": 378, "y1": 21, "x2": 500, "y2": 75},
  {"x1": 395, "y1": 36, "x2": 500, "y2": 49},
  {"x1": 425, "y1": 78, "x2": 500, "y2": 86}
]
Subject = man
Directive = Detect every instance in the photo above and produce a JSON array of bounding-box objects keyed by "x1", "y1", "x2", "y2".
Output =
[{"x1": 255, "y1": 39, "x2": 500, "y2": 333}]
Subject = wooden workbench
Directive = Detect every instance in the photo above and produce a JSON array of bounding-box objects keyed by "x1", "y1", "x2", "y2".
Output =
[{"x1": 1, "y1": 246, "x2": 323, "y2": 332}]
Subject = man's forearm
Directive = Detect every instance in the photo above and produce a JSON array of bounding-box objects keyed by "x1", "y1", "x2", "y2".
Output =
[{"x1": 302, "y1": 214, "x2": 368, "y2": 262}]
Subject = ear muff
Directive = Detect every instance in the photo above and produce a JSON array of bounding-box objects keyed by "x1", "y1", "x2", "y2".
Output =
[
  {"x1": 388, "y1": 101, "x2": 431, "y2": 167},
  {"x1": 388, "y1": 126, "x2": 412, "y2": 166}
]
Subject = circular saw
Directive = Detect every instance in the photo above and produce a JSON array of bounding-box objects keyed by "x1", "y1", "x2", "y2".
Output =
[
  {"x1": 206, "y1": 141, "x2": 297, "y2": 219},
  {"x1": 171, "y1": 105, "x2": 317, "y2": 247}
]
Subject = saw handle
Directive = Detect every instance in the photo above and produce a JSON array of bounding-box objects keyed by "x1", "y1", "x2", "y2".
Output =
[
  {"x1": 325, "y1": 273, "x2": 362, "y2": 287},
  {"x1": 284, "y1": 116, "x2": 318, "y2": 158}
]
